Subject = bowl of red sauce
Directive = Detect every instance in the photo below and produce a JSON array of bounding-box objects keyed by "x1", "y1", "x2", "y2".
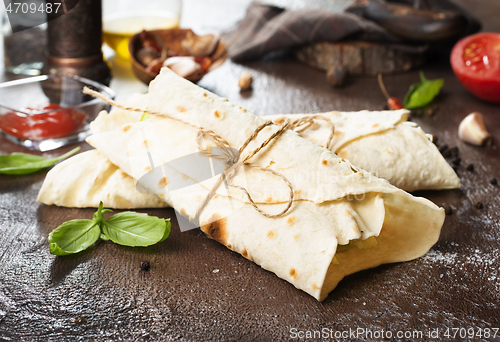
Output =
[{"x1": 0, "y1": 74, "x2": 115, "y2": 151}]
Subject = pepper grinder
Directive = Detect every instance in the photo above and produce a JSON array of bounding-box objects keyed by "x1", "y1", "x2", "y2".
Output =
[{"x1": 42, "y1": 0, "x2": 111, "y2": 93}]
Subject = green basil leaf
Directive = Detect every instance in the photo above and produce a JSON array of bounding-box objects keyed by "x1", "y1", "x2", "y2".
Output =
[
  {"x1": 403, "y1": 71, "x2": 444, "y2": 109},
  {"x1": 101, "y1": 212, "x2": 170, "y2": 247},
  {"x1": 48, "y1": 219, "x2": 101, "y2": 256},
  {"x1": 159, "y1": 218, "x2": 171, "y2": 242},
  {"x1": 403, "y1": 80, "x2": 422, "y2": 108},
  {"x1": 93, "y1": 201, "x2": 113, "y2": 224},
  {"x1": 0, "y1": 147, "x2": 80, "y2": 175}
]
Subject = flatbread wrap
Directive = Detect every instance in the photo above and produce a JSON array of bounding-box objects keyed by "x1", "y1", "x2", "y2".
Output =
[
  {"x1": 40, "y1": 68, "x2": 445, "y2": 301},
  {"x1": 268, "y1": 111, "x2": 460, "y2": 192},
  {"x1": 38, "y1": 108, "x2": 458, "y2": 209}
]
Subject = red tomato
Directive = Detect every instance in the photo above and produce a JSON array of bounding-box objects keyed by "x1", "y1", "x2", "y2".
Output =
[
  {"x1": 0, "y1": 103, "x2": 87, "y2": 140},
  {"x1": 451, "y1": 32, "x2": 500, "y2": 103}
]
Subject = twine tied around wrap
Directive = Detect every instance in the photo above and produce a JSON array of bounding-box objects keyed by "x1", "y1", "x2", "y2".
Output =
[
  {"x1": 286, "y1": 115, "x2": 335, "y2": 150},
  {"x1": 83, "y1": 87, "x2": 294, "y2": 224}
]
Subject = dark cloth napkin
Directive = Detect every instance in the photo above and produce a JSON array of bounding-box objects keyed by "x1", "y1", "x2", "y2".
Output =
[{"x1": 228, "y1": 0, "x2": 481, "y2": 62}]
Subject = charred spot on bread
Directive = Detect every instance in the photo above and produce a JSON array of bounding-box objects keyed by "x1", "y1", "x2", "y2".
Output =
[
  {"x1": 337, "y1": 149, "x2": 349, "y2": 158},
  {"x1": 273, "y1": 117, "x2": 286, "y2": 125},
  {"x1": 201, "y1": 215, "x2": 228, "y2": 244},
  {"x1": 241, "y1": 247, "x2": 252, "y2": 261},
  {"x1": 158, "y1": 177, "x2": 168, "y2": 189},
  {"x1": 176, "y1": 105, "x2": 187, "y2": 113}
]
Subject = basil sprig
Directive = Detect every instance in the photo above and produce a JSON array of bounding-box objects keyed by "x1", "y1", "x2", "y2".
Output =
[
  {"x1": 0, "y1": 147, "x2": 80, "y2": 175},
  {"x1": 48, "y1": 202, "x2": 171, "y2": 256},
  {"x1": 403, "y1": 71, "x2": 444, "y2": 109}
]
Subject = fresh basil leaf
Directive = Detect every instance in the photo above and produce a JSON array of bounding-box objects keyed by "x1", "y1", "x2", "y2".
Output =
[
  {"x1": 403, "y1": 80, "x2": 422, "y2": 108},
  {"x1": 93, "y1": 201, "x2": 113, "y2": 223},
  {"x1": 101, "y1": 212, "x2": 170, "y2": 247},
  {"x1": 48, "y1": 219, "x2": 101, "y2": 256},
  {"x1": 159, "y1": 218, "x2": 171, "y2": 242},
  {"x1": 100, "y1": 233, "x2": 110, "y2": 241},
  {"x1": 404, "y1": 71, "x2": 444, "y2": 109},
  {"x1": 0, "y1": 147, "x2": 80, "y2": 175}
]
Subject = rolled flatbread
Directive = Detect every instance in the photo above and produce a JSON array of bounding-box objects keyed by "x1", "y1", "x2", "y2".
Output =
[
  {"x1": 42, "y1": 68, "x2": 444, "y2": 301},
  {"x1": 38, "y1": 106, "x2": 458, "y2": 210},
  {"x1": 268, "y1": 111, "x2": 460, "y2": 192},
  {"x1": 38, "y1": 109, "x2": 459, "y2": 209},
  {"x1": 37, "y1": 149, "x2": 166, "y2": 209}
]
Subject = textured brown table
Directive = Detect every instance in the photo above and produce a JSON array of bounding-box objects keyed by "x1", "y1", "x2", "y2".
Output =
[{"x1": 1, "y1": 1, "x2": 500, "y2": 341}]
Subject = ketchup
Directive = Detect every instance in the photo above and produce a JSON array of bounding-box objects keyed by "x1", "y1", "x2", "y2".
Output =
[{"x1": 0, "y1": 103, "x2": 87, "y2": 140}]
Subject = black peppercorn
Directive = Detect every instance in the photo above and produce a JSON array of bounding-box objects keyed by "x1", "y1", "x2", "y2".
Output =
[
  {"x1": 140, "y1": 261, "x2": 151, "y2": 271},
  {"x1": 490, "y1": 178, "x2": 498, "y2": 186},
  {"x1": 466, "y1": 164, "x2": 474, "y2": 172},
  {"x1": 449, "y1": 147, "x2": 459, "y2": 157}
]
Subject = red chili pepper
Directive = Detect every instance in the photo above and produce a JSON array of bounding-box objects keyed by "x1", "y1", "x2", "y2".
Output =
[
  {"x1": 377, "y1": 74, "x2": 404, "y2": 110},
  {"x1": 387, "y1": 97, "x2": 404, "y2": 110}
]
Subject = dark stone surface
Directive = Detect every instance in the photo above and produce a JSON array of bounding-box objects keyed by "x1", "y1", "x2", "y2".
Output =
[{"x1": 1, "y1": 0, "x2": 500, "y2": 340}]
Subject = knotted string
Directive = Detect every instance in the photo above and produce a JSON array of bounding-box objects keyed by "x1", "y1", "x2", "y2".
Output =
[
  {"x1": 83, "y1": 87, "x2": 294, "y2": 224},
  {"x1": 287, "y1": 114, "x2": 335, "y2": 150}
]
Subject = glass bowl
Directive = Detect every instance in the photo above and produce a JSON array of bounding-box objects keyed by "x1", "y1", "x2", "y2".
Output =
[{"x1": 0, "y1": 74, "x2": 115, "y2": 151}]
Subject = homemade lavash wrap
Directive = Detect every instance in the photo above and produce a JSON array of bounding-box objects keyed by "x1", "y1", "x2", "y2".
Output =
[
  {"x1": 42, "y1": 69, "x2": 445, "y2": 301},
  {"x1": 268, "y1": 111, "x2": 460, "y2": 192},
  {"x1": 38, "y1": 107, "x2": 459, "y2": 207}
]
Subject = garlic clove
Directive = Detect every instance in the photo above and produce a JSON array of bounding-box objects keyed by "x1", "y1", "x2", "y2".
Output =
[
  {"x1": 163, "y1": 56, "x2": 202, "y2": 78},
  {"x1": 181, "y1": 31, "x2": 220, "y2": 57},
  {"x1": 458, "y1": 112, "x2": 491, "y2": 146}
]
